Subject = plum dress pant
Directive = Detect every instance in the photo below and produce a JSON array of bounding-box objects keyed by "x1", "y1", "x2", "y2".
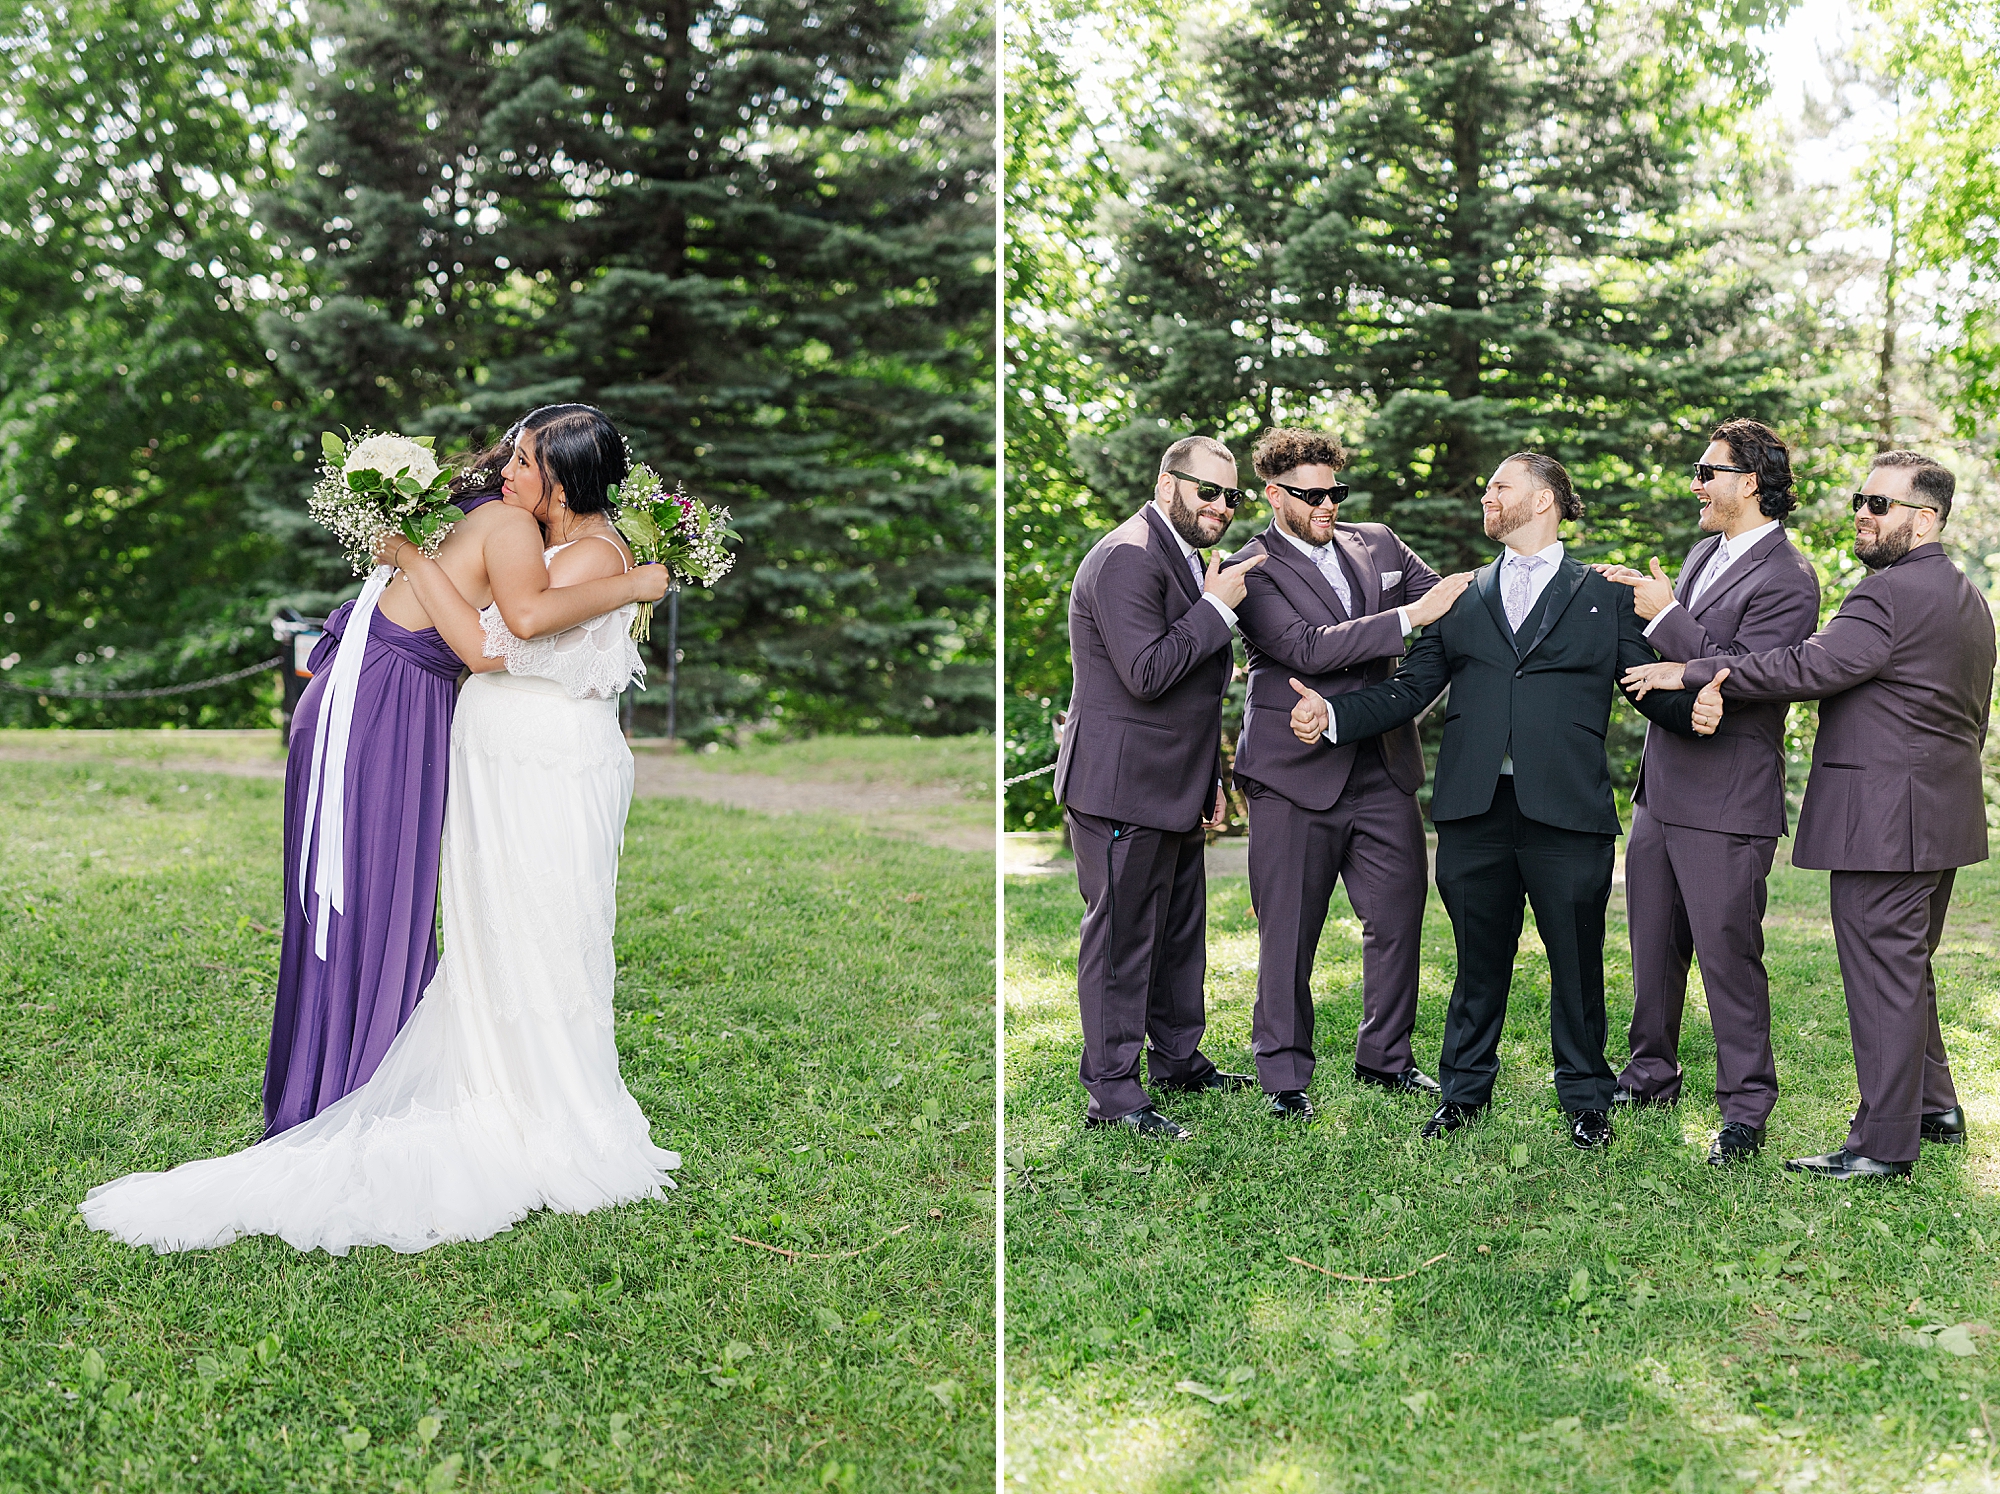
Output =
[
  {"x1": 1830, "y1": 868, "x2": 1960, "y2": 1163},
  {"x1": 1068, "y1": 808, "x2": 1219, "y2": 1119},
  {"x1": 1243, "y1": 749, "x2": 1427, "y2": 1093},
  {"x1": 1618, "y1": 806, "x2": 1779, "y2": 1126}
]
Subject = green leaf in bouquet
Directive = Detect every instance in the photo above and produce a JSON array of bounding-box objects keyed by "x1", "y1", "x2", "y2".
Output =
[
  {"x1": 321, "y1": 430, "x2": 346, "y2": 463},
  {"x1": 395, "y1": 472, "x2": 423, "y2": 496},
  {"x1": 618, "y1": 509, "x2": 663, "y2": 548},
  {"x1": 412, "y1": 435, "x2": 436, "y2": 449},
  {"x1": 347, "y1": 469, "x2": 382, "y2": 492}
]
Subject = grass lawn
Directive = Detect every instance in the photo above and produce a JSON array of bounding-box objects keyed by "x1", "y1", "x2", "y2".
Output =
[
  {"x1": 1005, "y1": 851, "x2": 2000, "y2": 1492},
  {"x1": 671, "y1": 735, "x2": 994, "y2": 796},
  {"x1": 0, "y1": 755, "x2": 995, "y2": 1492}
]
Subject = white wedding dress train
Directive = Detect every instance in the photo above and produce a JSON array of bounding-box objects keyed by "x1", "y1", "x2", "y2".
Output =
[{"x1": 81, "y1": 565, "x2": 679, "y2": 1255}]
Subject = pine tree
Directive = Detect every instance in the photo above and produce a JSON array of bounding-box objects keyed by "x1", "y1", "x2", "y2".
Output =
[
  {"x1": 0, "y1": 0, "x2": 312, "y2": 725},
  {"x1": 1084, "y1": 0, "x2": 1800, "y2": 571},
  {"x1": 267, "y1": 0, "x2": 994, "y2": 736}
]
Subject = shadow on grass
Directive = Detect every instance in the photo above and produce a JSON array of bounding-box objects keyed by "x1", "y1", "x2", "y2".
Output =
[{"x1": 1005, "y1": 852, "x2": 2000, "y2": 1493}]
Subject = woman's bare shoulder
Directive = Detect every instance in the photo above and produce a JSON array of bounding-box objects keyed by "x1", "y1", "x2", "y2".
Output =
[{"x1": 546, "y1": 531, "x2": 630, "y2": 584}]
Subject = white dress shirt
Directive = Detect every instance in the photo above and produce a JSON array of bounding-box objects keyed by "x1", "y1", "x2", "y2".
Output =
[
  {"x1": 1644, "y1": 519, "x2": 1779, "y2": 635},
  {"x1": 1273, "y1": 524, "x2": 1414, "y2": 636},
  {"x1": 1320, "y1": 540, "x2": 1562, "y2": 751},
  {"x1": 1493, "y1": 540, "x2": 1564, "y2": 773},
  {"x1": 1157, "y1": 500, "x2": 1237, "y2": 630}
]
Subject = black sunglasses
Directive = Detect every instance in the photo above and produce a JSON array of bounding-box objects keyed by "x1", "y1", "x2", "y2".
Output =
[
  {"x1": 1168, "y1": 469, "x2": 1245, "y2": 509},
  {"x1": 1270, "y1": 479, "x2": 1350, "y2": 507},
  {"x1": 1692, "y1": 462, "x2": 1756, "y2": 484},
  {"x1": 1851, "y1": 492, "x2": 1938, "y2": 517}
]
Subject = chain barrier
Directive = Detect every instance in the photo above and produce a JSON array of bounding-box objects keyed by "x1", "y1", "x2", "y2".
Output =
[
  {"x1": 1002, "y1": 761, "x2": 1058, "y2": 788},
  {"x1": 0, "y1": 656, "x2": 283, "y2": 700}
]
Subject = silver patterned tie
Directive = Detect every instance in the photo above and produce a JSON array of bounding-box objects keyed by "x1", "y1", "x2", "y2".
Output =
[
  {"x1": 1688, "y1": 537, "x2": 1728, "y2": 606},
  {"x1": 1188, "y1": 551, "x2": 1204, "y2": 594},
  {"x1": 1313, "y1": 545, "x2": 1353, "y2": 613},
  {"x1": 1504, "y1": 554, "x2": 1544, "y2": 632}
]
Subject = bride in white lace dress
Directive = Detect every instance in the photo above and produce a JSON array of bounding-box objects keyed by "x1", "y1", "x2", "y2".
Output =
[{"x1": 82, "y1": 407, "x2": 680, "y2": 1254}]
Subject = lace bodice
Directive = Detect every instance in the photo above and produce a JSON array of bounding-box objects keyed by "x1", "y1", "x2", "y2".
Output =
[{"x1": 479, "y1": 540, "x2": 645, "y2": 699}]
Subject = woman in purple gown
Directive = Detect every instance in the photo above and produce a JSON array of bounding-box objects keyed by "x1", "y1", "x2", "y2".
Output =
[{"x1": 264, "y1": 448, "x2": 666, "y2": 1136}]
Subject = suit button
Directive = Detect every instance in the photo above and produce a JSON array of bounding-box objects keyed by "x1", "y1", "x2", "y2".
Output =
[{"x1": 1514, "y1": 669, "x2": 1524, "y2": 679}]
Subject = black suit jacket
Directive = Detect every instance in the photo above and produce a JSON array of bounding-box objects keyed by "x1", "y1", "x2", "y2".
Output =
[
  {"x1": 1231, "y1": 521, "x2": 1441, "y2": 811},
  {"x1": 1054, "y1": 503, "x2": 1234, "y2": 831},
  {"x1": 1328, "y1": 552, "x2": 1700, "y2": 836}
]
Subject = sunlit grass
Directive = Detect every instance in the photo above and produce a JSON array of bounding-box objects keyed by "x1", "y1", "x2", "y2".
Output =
[
  {"x1": 1006, "y1": 850, "x2": 2000, "y2": 1493},
  {"x1": 0, "y1": 758, "x2": 994, "y2": 1492}
]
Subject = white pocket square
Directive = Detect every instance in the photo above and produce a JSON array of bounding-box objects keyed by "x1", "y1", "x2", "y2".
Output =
[
  {"x1": 1590, "y1": 606, "x2": 1599, "y2": 613},
  {"x1": 1379, "y1": 569, "x2": 1403, "y2": 588}
]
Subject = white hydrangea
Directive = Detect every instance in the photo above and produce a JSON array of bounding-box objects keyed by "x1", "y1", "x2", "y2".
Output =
[{"x1": 343, "y1": 434, "x2": 440, "y2": 485}]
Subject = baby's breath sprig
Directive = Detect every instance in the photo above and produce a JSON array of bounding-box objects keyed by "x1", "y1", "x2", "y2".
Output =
[{"x1": 611, "y1": 464, "x2": 739, "y2": 640}]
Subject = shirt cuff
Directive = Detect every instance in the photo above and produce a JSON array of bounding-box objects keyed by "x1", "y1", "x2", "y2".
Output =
[
  {"x1": 1398, "y1": 606, "x2": 1413, "y2": 636},
  {"x1": 1202, "y1": 592, "x2": 1238, "y2": 630},
  {"x1": 1642, "y1": 599, "x2": 1680, "y2": 637}
]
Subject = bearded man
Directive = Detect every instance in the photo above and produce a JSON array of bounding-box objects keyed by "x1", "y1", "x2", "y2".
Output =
[
  {"x1": 1288, "y1": 454, "x2": 1710, "y2": 1150},
  {"x1": 1053, "y1": 435, "x2": 1267, "y2": 1137},
  {"x1": 1624, "y1": 450, "x2": 1995, "y2": 1179},
  {"x1": 1594, "y1": 419, "x2": 1821, "y2": 1165},
  {"x1": 1226, "y1": 427, "x2": 1471, "y2": 1120}
]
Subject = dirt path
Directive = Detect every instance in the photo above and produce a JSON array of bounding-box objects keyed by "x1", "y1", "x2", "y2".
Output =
[{"x1": 0, "y1": 739, "x2": 991, "y2": 854}]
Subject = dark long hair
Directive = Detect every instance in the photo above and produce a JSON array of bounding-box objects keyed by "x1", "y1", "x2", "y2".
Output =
[
  {"x1": 1502, "y1": 451, "x2": 1583, "y2": 522},
  {"x1": 450, "y1": 436, "x2": 514, "y2": 499},
  {"x1": 511, "y1": 404, "x2": 629, "y2": 516},
  {"x1": 1711, "y1": 418, "x2": 1799, "y2": 520}
]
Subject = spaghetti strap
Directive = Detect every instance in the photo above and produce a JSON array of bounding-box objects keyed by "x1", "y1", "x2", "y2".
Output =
[
  {"x1": 547, "y1": 532, "x2": 632, "y2": 572},
  {"x1": 577, "y1": 532, "x2": 631, "y2": 572}
]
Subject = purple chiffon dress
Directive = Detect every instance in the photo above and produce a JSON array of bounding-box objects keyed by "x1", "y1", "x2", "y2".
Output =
[{"x1": 263, "y1": 493, "x2": 498, "y2": 1137}]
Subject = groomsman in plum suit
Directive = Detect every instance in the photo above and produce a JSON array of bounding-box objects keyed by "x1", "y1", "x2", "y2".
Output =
[
  {"x1": 1227, "y1": 428, "x2": 1471, "y2": 1120},
  {"x1": 1053, "y1": 435, "x2": 1267, "y2": 1137},
  {"x1": 1627, "y1": 450, "x2": 1995, "y2": 1179},
  {"x1": 1597, "y1": 419, "x2": 1821, "y2": 1165}
]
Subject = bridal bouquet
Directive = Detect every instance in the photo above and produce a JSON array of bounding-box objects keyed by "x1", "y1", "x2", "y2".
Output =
[
  {"x1": 309, "y1": 430, "x2": 461, "y2": 574},
  {"x1": 611, "y1": 463, "x2": 737, "y2": 640}
]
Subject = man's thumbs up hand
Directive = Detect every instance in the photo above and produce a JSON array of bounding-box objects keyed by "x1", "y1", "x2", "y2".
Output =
[
  {"x1": 1692, "y1": 666, "x2": 1728, "y2": 736},
  {"x1": 1289, "y1": 677, "x2": 1330, "y2": 743}
]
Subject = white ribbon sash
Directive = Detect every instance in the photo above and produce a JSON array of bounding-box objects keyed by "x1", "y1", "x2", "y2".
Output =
[{"x1": 296, "y1": 564, "x2": 392, "y2": 959}]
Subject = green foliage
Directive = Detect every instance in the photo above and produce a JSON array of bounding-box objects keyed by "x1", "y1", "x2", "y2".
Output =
[
  {"x1": 0, "y1": 0, "x2": 993, "y2": 740},
  {"x1": 0, "y1": 758, "x2": 994, "y2": 1489},
  {"x1": 1085, "y1": 0, "x2": 1806, "y2": 568},
  {"x1": 0, "y1": 0, "x2": 317, "y2": 726},
  {"x1": 265, "y1": 0, "x2": 995, "y2": 739},
  {"x1": 1006, "y1": 854, "x2": 2000, "y2": 1489}
]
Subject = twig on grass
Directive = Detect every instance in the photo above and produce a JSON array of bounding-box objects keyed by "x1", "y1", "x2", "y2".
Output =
[
  {"x1": 732, "y1": 1222, "x2": 915, "y2": 1261},
  {"x1": 1288, "y1": 1252, "x2": 1449, "y2": 1284}
]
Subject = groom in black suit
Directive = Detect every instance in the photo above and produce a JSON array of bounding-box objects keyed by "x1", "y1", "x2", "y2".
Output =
[{"x1": 1288, "y1": 454, "x2": 1706, "y2": 1148}]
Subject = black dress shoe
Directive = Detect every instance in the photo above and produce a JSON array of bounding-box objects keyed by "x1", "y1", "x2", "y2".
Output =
[
  {"x1": 1354, "y1": 1062, "x2": 1443, "y2": 1096},
  {"x1": 1153, "y1": 1070, "x2": 1256, "y2": 1096},
  {"x1": 1612, "y1": 1087, "x2": 1677, "y2": 1110},
  {"x1": 1922, "y1": 1106, "x2": 1968, "y2": 1145},
  {"x1": 1782, "y1": 1148, "x2": 1912, "y2": 1180},
  {"x1": 1267, "y1": 1090, "x2": 1314, "y2": 1121},
  {"x1": 1419, "y1": 1101, "x2": 1485, "y2": 1139},
  {"x1": 1084, "y1": 1106, "x2": 1190, "y2": 1139},
  {"x1": 1568, "y1": 1110, "x2": 1614, "y2": 1150},
  {"x1": 1706, "y1": 1122, "x2": 1765, "y2": 1166}
]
